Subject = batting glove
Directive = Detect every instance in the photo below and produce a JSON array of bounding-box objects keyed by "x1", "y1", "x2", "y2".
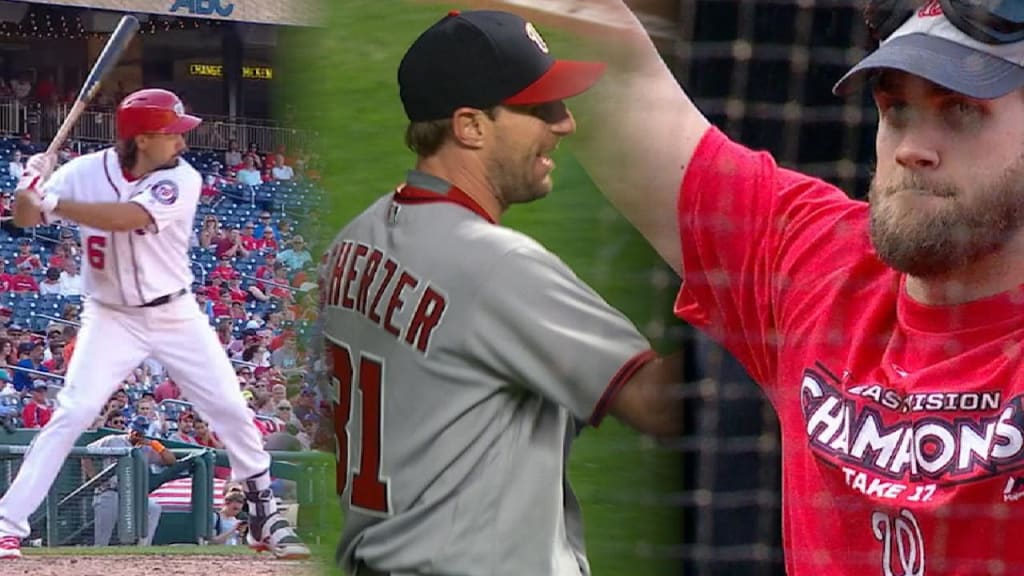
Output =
[{"x1": 17, "y1": 152, "x2": 57, "y2": 193}]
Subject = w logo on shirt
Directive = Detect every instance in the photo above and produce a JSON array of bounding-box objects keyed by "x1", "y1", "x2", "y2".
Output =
[{"x1": 1003, "y1": 476, "x2": 1024, "y2": 502}]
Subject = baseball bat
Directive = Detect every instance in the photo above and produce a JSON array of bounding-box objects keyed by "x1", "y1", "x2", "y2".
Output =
[{"x1": 45, "y1": 14, "x2": 140, "y2": 156}]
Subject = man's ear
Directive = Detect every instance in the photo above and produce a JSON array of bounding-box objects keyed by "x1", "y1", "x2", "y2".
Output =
[{"x1": 450, "y1": 107, "x2": 493, "y2": 150}]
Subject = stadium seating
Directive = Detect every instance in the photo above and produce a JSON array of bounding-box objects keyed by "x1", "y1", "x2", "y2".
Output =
[{"x1": 0, "y1": 143, "x2": 322, "y2": 341}]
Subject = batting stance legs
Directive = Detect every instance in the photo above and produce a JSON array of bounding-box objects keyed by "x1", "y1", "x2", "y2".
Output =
[{"x1": 0, "y1": 295, "x2": 307, "y2": 558}]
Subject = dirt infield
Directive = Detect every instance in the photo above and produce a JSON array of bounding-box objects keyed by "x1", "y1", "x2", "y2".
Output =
[{"x1": 4, "y1": 554, "x2": 319, "y2": 576}]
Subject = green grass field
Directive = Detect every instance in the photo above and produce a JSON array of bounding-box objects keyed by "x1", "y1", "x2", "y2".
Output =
[{"x1": 281, "y1": 3, "x2": 682, "y2": 574}]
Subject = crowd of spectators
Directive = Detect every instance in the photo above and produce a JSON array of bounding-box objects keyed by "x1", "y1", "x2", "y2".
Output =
[{"x1": 0, "y1": 136, "x2": 331, "y2": 461}]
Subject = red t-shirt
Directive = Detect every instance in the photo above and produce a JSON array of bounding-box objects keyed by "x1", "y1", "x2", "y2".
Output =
[
  {"x1": 253, "y1": 265, "x2": 274, "y2": 290},
  {"x1": 211, "y1": 264, "x2": 238, "y2": 281},
  {"x1": 239, "y1": 235, "x2": 258, "y2": 251},
  {"x1": 14, "y1": 253, "x2": 41, "y2": 272},
  {"x1": 228, "y1": 287, "x2": 247, "y2": 303},
  {"x1": 22, "y1": 401, "x2": 52, "y2": 428},
  {"x1": 675, "y1": 127, "x2": 1024, "y2": 575},
  {"x1": 255, "y1": 238, "x2": 279, "y2": 253},
  {"x1": 9, "y1": 274, "x2": 38, "y2": 293},
  {"x1": 211, "y1": 301, "x2": 231, "y2": 319}
]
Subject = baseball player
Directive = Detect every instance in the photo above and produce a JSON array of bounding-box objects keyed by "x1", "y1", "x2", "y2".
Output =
[
  {"x1": 320, "y1": 10, "x2": 683, "y2": 576},
  {"x1": 0, "y1": 88, "x2": 308, "y2": 560},
  {"x1": 567, "y1": 1, "x2": 1024, "y2": 574}
]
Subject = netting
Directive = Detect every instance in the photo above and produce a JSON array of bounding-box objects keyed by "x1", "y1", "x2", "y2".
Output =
[
  {"x1": 671, "y1": 1, "x2": 876, "y2": 574},
  {"x1": 0, "y1": 448, "x2": 142, "y2": 547}
]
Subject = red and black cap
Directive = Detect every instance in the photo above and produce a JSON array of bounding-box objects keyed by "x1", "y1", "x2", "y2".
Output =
[{"x1": 398, "y1": 9, "x2": 606, "y2": 122}]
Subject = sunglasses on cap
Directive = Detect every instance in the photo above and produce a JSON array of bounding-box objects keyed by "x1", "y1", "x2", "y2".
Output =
[{"x1": 867, "y1": 0, "x2": 1024, "y2": 45}]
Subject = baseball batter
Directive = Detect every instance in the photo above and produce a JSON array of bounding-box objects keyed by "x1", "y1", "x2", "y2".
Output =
[
  {"x1": 569, "y1": 1, "x2": 1024, "y2": 574},
  {"x1": 320, "y1": 10, "x2": 682, "y2": 576},
  {"x1": 0, "y1": 88, "x2": 308, "y2": 560}
]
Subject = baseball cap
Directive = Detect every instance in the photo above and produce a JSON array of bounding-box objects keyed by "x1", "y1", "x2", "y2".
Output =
[
  {"x1": 0, "y1": 369, "x2": 11, "y2": 383},
  {"x1": 834, "y1": 2, "x2": 1024, "y2": 99},
  {"x1": 398, "y1": 10, "x2": 606, "y2": 122},
  {"x1": 31, "y1": 379, "x2": 47, "y2": 391},
  {"x1": 129, "y1": 415, "x2": 149, "y2": 434}
]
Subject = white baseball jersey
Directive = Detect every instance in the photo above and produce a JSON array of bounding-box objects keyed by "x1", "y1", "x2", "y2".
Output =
[
  {"x1": 42, "y1": 149, "x2": 200, "y2": 307},
  {"x1": 321, "y1": 170, "x2": 654, "y2": 576}
]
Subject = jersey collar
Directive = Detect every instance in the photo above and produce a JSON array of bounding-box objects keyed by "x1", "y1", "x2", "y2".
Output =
[{"x1": 392, "y1": 170, "x2": 496, "y2": 224}]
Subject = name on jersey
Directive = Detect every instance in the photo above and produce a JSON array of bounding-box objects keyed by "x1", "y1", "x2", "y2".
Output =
[
  {"x1": 324, "y1": 240, "x2": 448, "y2": 356},
  {"x1": 802, "y1": 368, "x2": 1023, "y2": 483}
]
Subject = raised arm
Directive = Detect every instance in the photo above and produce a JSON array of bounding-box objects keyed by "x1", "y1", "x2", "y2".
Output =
[{"x1": 568, "y1": 0, "x2": 711, "y2": 276}]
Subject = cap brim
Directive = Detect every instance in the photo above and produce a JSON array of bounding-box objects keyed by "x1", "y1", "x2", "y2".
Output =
[
  {"x1": 503, "y1": 59, "x2": 607, "y2": 105},
  {"x1": 833, "y1": 34, "x2": 1024, "y2": 99},
  {"x1": 161, "y1": 114, "x2": 203, "y2": 134}
]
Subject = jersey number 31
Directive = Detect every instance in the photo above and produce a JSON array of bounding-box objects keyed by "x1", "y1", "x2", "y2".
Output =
[{"x1": 330, "y1": 341, "x2": 391, "y2": 515}]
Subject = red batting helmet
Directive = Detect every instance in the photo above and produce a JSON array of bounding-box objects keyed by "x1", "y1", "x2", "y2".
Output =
[{"x1": 115, "y1": 88, "x2": 202, "y2": 141}]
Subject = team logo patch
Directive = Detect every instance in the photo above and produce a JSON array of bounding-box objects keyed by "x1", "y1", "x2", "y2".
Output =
[
  {"x1": 150, "y1": 179, "x2": 179, "y2": 205},
  {"x1": 525, "y1": 22, "x2": 549, "y2": 54},
  {"x1": 917, "y1": 0, "x2": 942, "y2": 17}
]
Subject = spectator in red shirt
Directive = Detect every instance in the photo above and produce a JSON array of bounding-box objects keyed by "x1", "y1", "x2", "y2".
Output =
[
  {"x1": 211, "y1": 289, "x2": 232, "y2": 320},
  {"x1": 215, "y1": 227, "x2": 250, "y2": 259},
  {"x1": 268, "y1": 264, "x2": 295, "y2": 303},
  {"x1": 35, "y1": 74, "x2": 56, "y2": 104},
  {"x1": 254, "y1": 228, "x2": 278, "y2": 254},
  {"x1": 253, "y1": 253, "x2": 276, "y2": 289},
  {"x1": 199, "y1": 174, "x2": 220, "y2": 206},
  {"x1": 42, "y1": 340, "x2": 66, "y2": 376},
  {"x1": 239, "y1": 222, "x2": 259, "y2": 251},
  {"x1": 153, "y1": 378, "x2": 181, "y2": 403},
  {"x1": 227, "y1": 277, "x2": 247, "y2": 303},
  {"x1": 202, "y1": 275, "x2": 225, "y2": 300},
  {"x1": 211, "y1": 255, "x2": 238, "y2": 281},
  {"x1": 9, "y1": 269, "x2": 38, "y2": 293},
  {"x1": 13, "y1": 240, "x2": 41, "y2": 273},
  {"x1": 47, "y1": 243, "x2": 70, "y2": 270},
  {"x1": 249, "y1": 264, "x2": 292, "y2": 303},
  {"x1": 22, "y1": 380, "x2": 53, "y2": 428},
  {"x1": 193, "y1": 417, "x2": 224, "y2": 448}
]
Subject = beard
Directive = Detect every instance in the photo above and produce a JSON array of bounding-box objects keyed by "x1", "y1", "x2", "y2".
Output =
[
  {"x1": 486, "y1": 147, "x2": 552, "y2": 207},
  {"x1": 868, "y1": 157, "x2": 1024, "y2": 278}
]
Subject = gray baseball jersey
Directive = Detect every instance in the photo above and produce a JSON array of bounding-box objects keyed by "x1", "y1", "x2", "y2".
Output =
[{"x1": 321, "y1": 170, "x2": 654, "y2": 576}]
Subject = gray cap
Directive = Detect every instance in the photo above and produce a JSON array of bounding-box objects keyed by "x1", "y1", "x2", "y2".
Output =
[{"x1": 834, "y1": 6, "x2": 1024, "y2": 99}]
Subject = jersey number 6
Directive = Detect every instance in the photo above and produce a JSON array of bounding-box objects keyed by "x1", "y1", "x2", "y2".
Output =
[
  {"x1": 330, "y1": 341, "x2": 391, "y2": 514},
  {"x1": 86, "y1": 235, "x2": 106, "y2": 270}
]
